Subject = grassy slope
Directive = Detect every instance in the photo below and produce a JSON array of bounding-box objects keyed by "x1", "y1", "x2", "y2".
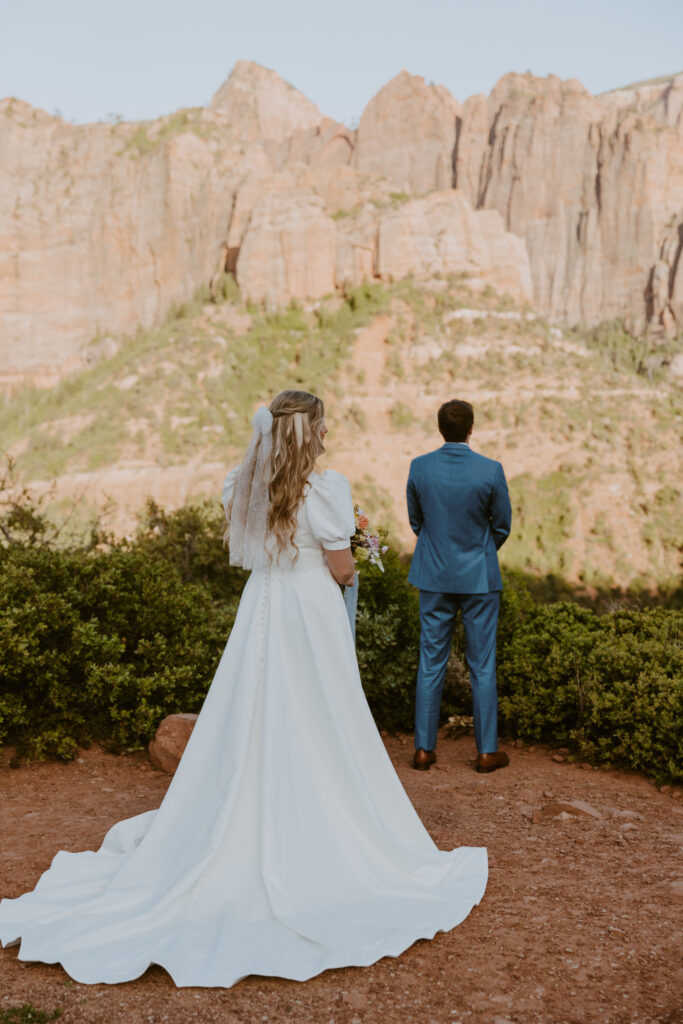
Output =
[{"x1": 1, "y1": 275, "x2": 681, "y2": 591}]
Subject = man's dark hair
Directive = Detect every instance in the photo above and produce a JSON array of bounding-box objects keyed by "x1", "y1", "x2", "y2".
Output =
[{"x1": 438, "y1": 400, "x2": 474, "y2": 442}]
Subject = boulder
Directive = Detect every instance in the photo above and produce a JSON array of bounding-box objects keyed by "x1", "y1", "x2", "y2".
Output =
[{"x1": 148, "y1": 713, "x2": 198, "y2": 774}]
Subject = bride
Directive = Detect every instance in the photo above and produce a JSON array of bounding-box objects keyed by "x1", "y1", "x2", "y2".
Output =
[{"x1": 0, "y1": 390, "x2": 487, "y2": 988}]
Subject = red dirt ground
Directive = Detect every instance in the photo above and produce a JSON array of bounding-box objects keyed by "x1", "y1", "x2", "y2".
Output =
[{"x1": 1, "y1": 735, "x2": 682, "y2": 1024}]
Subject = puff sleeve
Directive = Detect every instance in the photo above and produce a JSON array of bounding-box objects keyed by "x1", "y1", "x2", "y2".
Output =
[
  {"x1": 221, "y1": 466, "x2": 240, "y2": 515},
  {"x1": 306, "y1": 470, "x2": 355, "y2": 550}
]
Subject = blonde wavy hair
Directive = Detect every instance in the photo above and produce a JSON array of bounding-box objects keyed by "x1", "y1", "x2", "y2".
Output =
[{"x1": 226, "y1": 390, "x2": 325, "y2": 560}]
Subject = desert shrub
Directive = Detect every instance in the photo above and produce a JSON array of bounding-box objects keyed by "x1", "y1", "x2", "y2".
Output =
[
  {"x1": 0, "y1": 492, "x2": 681, "y2": 782},
  {"x1": 0, "y1": 1007, "x2": 61, "y2": 1024},
  {"x1": 389, "y1": 402, "x2": 416, "y2": 429},
  {"x1": 580, "y1": 320, "x2": 650, "y2": 377},
  {"x1": 209, "y1": 271, "x2": 240, "y2": 304},
  {"x1": 504, "y1": 471, "x2": 575, "y2": 576},
  {"x1": 641, "y1": 485, "x2": 683, "y2": 565},
  {"x1": 132, "y1": 498, "x2": 247, "y2": 603},
  {"x1": 0, "y1": 546, "x2": 230, "y2": 760},
  {"x1": 497, "y1": 602, "x2": 683, "y2": 782},
  {"x1": 355, "y1": 551, "x2": 420, "y2": 730}
]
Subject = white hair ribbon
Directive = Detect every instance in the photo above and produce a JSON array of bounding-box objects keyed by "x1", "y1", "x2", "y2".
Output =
[{"x1": 292, "y1": 411, "x2": 304, "y2": 448}]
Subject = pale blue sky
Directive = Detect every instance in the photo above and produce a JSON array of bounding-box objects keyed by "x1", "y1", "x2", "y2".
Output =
[{"x1": 2, "y1": 0, "x2": 682, "y2": 126}]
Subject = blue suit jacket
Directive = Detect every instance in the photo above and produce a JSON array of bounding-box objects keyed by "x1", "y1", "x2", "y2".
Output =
[{"x1": 407, "y1": 443, "x2": 512, "y2": 594}]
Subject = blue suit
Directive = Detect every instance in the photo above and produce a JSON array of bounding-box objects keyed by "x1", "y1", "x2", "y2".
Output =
[{"x1": 407, "y1": 443, "x2": 512, "y2": 753}]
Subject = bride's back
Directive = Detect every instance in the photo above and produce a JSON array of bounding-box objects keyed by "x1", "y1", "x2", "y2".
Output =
[{"x1": 224, "y1": 467, "x2": 355, "y2": 572}]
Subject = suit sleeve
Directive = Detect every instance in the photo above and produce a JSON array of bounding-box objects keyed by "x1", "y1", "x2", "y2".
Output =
[
  {"x1": 490, "y1": 462, "x2": 512, "y2": 550},
  {"x1": 406, "y1": 464, "x2": 424, "y2": 537}
]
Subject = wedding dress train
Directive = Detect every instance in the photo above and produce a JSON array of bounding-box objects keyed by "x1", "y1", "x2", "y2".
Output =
[{"x1": 0, "y1": 469, "x2": 487, "y2": 987}]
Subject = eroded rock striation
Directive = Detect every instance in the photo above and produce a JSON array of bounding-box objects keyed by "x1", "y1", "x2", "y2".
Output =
[
  {"x1": 0, "y1": 100, "x2": 241, "y2": 375},
  {"x1": 454, "y1": 73, "x2": 683, "y2": 332},
  {"x1": 1, "y1": 62, "x2": 682, "y2": 380},
  {"x1": 364, "y1": 70, "x2": 683, "y2": 333}
]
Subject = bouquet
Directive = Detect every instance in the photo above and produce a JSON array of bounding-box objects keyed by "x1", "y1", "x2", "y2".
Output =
[
  {"x1": 350, "y1": 505, "x2": 388, "y2": 573},
  {"x1": 343, "y1": 506, "x2": 388, "y2": 641}
]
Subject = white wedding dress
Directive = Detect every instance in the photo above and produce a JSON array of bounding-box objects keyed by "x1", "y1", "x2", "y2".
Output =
[{"x1": 0, "y1": 469, "x2": 487, "y2": 987}]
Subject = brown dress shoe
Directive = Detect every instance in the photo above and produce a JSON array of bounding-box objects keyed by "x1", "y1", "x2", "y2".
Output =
[
  {"x1": 413, "y1": 748, "x2": 437, "y2": 770},
  {"x1": 475, "y1": 751, "x2": 510, "y2": 774}
]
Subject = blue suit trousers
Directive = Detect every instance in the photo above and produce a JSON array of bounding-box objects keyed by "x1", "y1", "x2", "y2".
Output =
[{"x1": 414, "y1": 590, "x2": 500, "y2": 754}]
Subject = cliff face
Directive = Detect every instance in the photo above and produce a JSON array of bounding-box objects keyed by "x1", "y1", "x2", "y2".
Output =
[
  {"x1": 352, "y1": 70, "x2": 461, "y2": 195},
  {"x1": 1, "y1": 63, "x2": 682, "y2": 381},
  {"x1": 0, "y1": 100, "x2": 241, "y2": 375},
  {"x1": 209, "y1": 60, "x2": 323, "y2": 143},
  {"x1": 598, "y1": 72, "x2": 683, "y2": 130},
  {"x1": 454, "y1": 73, "x2": 683, "y2": 332},
  {"x1": 359, "y1": 71, "x2": 683, "y2": 333}
]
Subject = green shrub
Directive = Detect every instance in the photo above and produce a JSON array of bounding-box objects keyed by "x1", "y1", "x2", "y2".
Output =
[
  {"x1": 0, "y1": 1007, "x2": 61, "y2": 1024},
  {"x1": 0, "y1": 546, "x2": 229, "y2": 759},
  {"x1": 0, "y1": 494, "x2": 680, "y2": 783},
  {"x1": 355, "y1": 552, "x2": 420, "y2": 730},
  {"x1": 497, "y1": 602, "x2": 683, "y2": 781},
  {"x1": 210, "y1": 271, "x2": 240, "y2": 304},
  {"x1": 504, "y1": 471, "x2": 576, "y2": 577},
  {"x1": 133, "y1": 499, "x2": 247, "y2": 603},
  {"x1": 389, "y1": 401, "x2": 416, "y2": 429}
]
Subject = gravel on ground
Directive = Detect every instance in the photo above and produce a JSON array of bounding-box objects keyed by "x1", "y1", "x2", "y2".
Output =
[{"x1": 1, "y1": 734, "x2": 681, "y2": 1024}]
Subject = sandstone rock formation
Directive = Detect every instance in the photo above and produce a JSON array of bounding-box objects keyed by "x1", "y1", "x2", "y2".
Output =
[
  {"x1": 376, "y1": 191, "x2": 531, "y2": 299},
  {"x1": 353, "y1": 71, "x2": 460, "y2": 195},
  {"x1": 2, "y1": 61, "x2": 682, "y2": 383},
  {"x1": 148, "y1": 712, "x2": 198, "y2": 773},
  {"x1": 453, "y1": 72, "x2": 683, "y2": 331},
  {"x1": 361, "y1": 70, "x2": 683, "y2": 332},
  {"x1": 598, "y1": 71, "x2": 683, "y2": 130},
  {"x1": 210, "y1": 60, "x2": 322, "y2": 143},
  {"x1": 236, "y1": 187, "x2": 337, "y2": 306},
  {"x1": 235, "y1": 184, "x2": 532, "y2": 307},
  {"x1": 0, "y1": 99, "x2": 240, "y2": 376}
]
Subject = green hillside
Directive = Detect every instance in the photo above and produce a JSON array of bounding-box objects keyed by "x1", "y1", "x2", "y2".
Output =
[{"x1": 1, "y1": 274, "x2": 681, "y2": 593}]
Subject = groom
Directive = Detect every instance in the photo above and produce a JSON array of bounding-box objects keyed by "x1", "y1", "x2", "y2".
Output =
[{"x1": 406, "y1": 400, "x2": 512, "y2": 773}]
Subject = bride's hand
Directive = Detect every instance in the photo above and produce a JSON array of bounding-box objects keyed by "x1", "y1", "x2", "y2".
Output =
[{"x1": 325, "y1": 547, "x2": 356, "y2": 587}]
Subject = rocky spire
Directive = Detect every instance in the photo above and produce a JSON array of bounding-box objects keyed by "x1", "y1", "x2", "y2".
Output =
[{"x1": 210, "y1": 61, "x2": 323, "y2": 143}]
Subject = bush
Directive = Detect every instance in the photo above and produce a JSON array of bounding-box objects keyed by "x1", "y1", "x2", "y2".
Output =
[
  {"x1": 0, "y1": 546, "x2": 230, "y2": 760},
  {"x1": 497, "y1": 602, "x2": 683, "y2": 782},
  {"x1": 0, "y1": 495, "x2": 681, "y2": 783},
  {"x1": 0, "y1": 1007, "x2": 61, "y2": 1024},
  {"x1": 355, "y1": 550, "x2": 420, "y2": 731},
  {"x1": 133, "y1": 498, "x2": 247, "y2": 603}
]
